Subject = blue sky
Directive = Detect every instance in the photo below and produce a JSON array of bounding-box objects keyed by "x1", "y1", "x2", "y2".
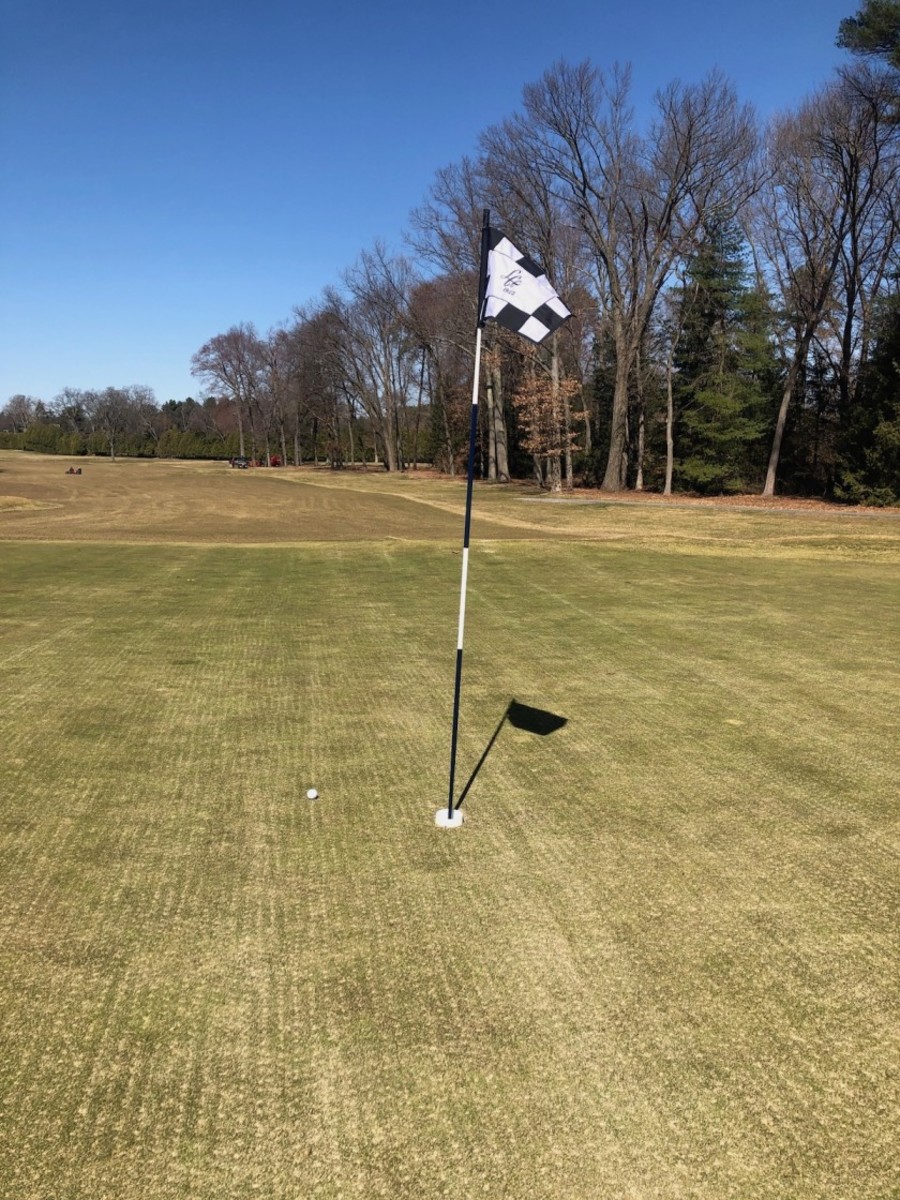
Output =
[{"x1": 2, "y1": 0, "x2": 853, "y2": 405}]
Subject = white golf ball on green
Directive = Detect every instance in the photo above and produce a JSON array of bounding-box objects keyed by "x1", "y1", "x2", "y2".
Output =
[{"x1": 306, "y1": 788, "x2": 318, "y2": 800}]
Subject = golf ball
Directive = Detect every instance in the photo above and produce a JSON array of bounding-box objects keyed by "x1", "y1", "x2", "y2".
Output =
[{"x1": 307, "y1": 788, "x2": 318, "y2": 800}]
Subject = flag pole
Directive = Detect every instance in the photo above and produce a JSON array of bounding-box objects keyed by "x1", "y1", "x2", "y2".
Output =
[{"x1": 436, "y1": 208, "x2": 491, "y2": 829}]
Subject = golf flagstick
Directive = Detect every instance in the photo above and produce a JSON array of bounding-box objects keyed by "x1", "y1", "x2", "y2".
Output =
[{"x1": 436, "y1": 209, "x2": 491, "y2": 829}]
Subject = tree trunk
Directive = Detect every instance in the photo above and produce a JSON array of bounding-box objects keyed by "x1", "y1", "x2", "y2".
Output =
[
  {"x1": 440, "y1": 386, "x2": 455, "y2": 475},
  {"x1": 664, "y1": 350, "x2": 675, "y2": 496},
  {"x1": 397, "y1": 395, "x2": 407, "y2": 470},
  {"x1": 485, "y1": 377, "x2": 497, "y2": 481},
  {"x1": 548, "y1": 454, "x2": 562, "y2": 493},
  {"x1": 564, "y1": 397, "x2": 573, "y2": 492},
  {"x1": 601, "y1": 344, "x2": 633, "y2": 491},
  {"x1": 635, "y1": 351, "x2": 645, "y2": 492},
  {"x1": 763, "y1": 340, "x2": 808, "y2": 496},
  {"x1": 763, "y1": 379, "x2": 793, "y2": 497},
  {"x1": 375, "y1": 412, "x2": 398, "y2": 472},
  {"x1": 412, "y1": 353, "x2": 425, "y2": 469},
  {"x1": 549, "y1": 332, "x2": 564, "y2": 493},
  {"x1": 383, "y1": 409, "x2": 399, "y2": 472},
  {"x1": 489, "y1": 365, "x2": 510, "y2": 482},
  {"x1": 237, "y1": 403, "x2": 246, "y2": 459}
]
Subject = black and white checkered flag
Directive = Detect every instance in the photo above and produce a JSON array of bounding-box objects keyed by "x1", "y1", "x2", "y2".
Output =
[{"x1": 481, "y1": 229, "x2": 571, "y2": 344}]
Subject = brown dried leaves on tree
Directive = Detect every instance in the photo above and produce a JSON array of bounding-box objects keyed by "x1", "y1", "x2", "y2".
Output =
[{"x1": 497, "y1": 343, "x2": 583, "y2": 490}]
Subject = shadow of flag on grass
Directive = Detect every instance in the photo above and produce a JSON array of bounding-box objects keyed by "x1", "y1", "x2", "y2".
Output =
[
  {"x1": 455, "y1": 698, "x2": 568, "y2": 810},
  {"x1": 506, "y1": 699, "x2": 568, "y2": 736}
]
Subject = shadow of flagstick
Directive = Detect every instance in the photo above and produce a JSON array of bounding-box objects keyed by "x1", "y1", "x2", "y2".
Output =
[
  {"x1": 454, "y1": 703, "x2": 510, "y2": 812},
  {"x1": 454, "y1": 699, "x2": 568, "y2": 812}
]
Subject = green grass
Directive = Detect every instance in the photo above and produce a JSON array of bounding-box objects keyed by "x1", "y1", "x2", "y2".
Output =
[{"x1": 1, "y1": 457, "x2": 900, "y2": 1198}]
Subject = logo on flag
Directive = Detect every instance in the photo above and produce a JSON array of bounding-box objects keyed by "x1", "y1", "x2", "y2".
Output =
[{"x1": 482, "y1": 229, "x2": 571, "y2": 344}]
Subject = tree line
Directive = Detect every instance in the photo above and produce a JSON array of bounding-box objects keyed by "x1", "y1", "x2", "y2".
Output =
[{"x1": 4, "y1": 3, "x2": 899, "y2": 503}]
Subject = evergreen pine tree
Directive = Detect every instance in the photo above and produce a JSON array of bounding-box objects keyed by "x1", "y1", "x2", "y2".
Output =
[
  {"x1": 673, "y1": 218, "x2": 779, "y2": 493},
  {"x1": 835, "y1": 286, "x2": 900, "y2": 504},
  {"x1": 837, "y1": 1, "x2": 900, "y2": 71}
]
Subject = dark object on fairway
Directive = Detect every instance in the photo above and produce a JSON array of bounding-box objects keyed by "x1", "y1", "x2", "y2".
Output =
[
  {"x1": 455, "y1": 698, "x2": 568, "y2": 810},
  {"x1": 231, "y1": 456, "x2": 250, "y2": 469},
  {"x1": 507, "y1": 699, "x2": 568, "y2": 736}
]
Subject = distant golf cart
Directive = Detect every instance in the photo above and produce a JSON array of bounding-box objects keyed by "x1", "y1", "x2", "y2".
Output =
[{"x1": 230, "y1": 456, "x2": 250, "y2": 469}]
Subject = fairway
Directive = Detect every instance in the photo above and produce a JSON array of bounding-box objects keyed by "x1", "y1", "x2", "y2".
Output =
[{"x1": 2, "y1": 453, "x2": 899, "y2": 1199}]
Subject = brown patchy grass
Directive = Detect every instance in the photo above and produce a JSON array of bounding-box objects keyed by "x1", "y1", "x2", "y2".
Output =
[
  {"x1": 0, "y1": 452, "x2": 472, "y2": 544},
  {"x1": 2, "y1": 451, "x2": 899, "y2": 560},
  {"x1": 1, "y1": 450, "x2": 899, "y2": 1199}
]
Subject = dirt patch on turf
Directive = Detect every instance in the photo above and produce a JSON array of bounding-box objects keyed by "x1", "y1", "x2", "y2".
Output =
[
  {"x1": 527, "y1": 488, "x2": 900, "y2": 516},
  {"x1": 0, "y1": 495, "x2": 55, "y2": 512}
]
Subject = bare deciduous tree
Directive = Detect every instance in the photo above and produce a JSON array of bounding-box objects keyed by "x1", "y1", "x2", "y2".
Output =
[
  {"x1": 409, "y1": 160, "x2": 517, "y2": 481},
  {"x1": 2, "y1": 395, "x2": 39, "y2": 432},
  {"x1": 508, "y1": 337, "x2": 583, "y2": 491},
  {"x1": 83, "y1": 386, "x2": 150, "y2": 459},
  {"x1": 479, "y1": 119, "x2": 596, "y2": 485},
  {"x1": 523, "y1": 61, "x2": 760, "y2": 490},
  {"x1": 405, "y1": 275, "x2": 473, "y2": 474},
  {"x1": 329, "y1": 245, "x2": 418, "y2": 472},
  {"x1": 287, "y1": 304, "x2": 354, "y2": 466},
  {"x1": 191, "y1": 324, "x2": 265, "y2": 460},
  {"x1": 754, "y1": 66, "x2": 899, "y2": 494},
  {"x1": 818, "y1": 66, "x2": 900, "y2": 415}
]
